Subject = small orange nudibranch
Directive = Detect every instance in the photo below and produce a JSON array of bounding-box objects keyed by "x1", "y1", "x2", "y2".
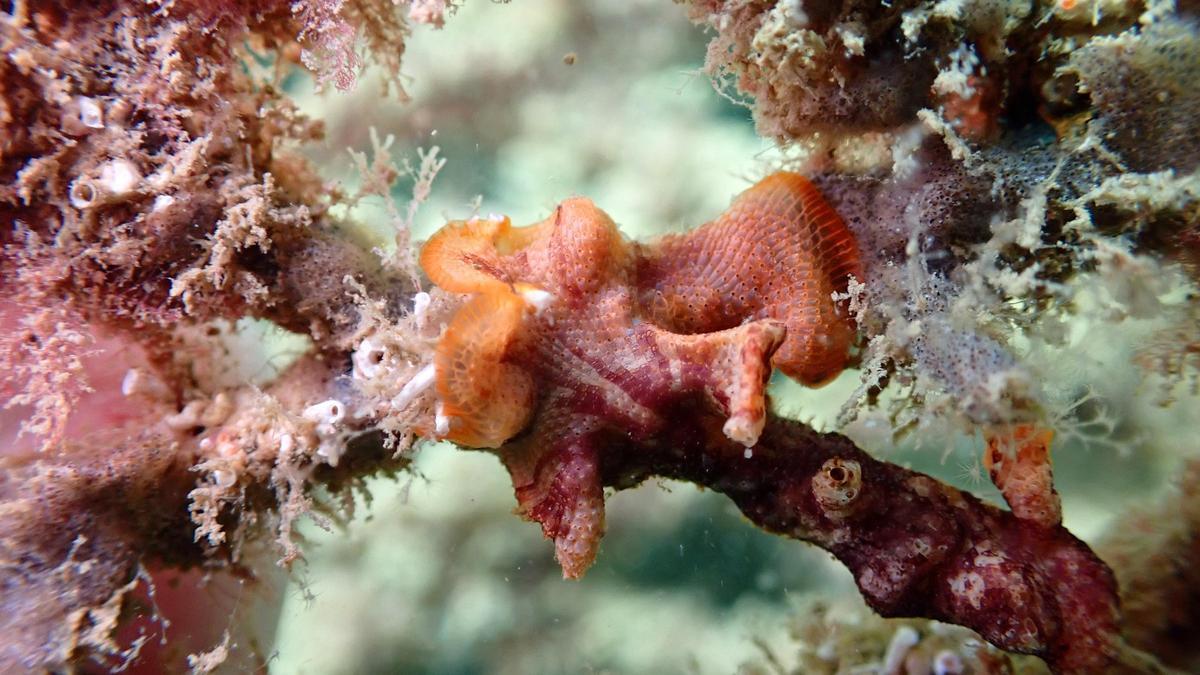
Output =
[
  {"x1": 984, "y1": 424, "x2": 1062, "y2": 528},
  {"x1": 418, "y1": 172, "x2": 863, "y2": 578}
]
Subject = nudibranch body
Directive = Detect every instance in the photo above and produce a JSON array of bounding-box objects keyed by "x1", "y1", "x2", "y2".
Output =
[{"x1": 418, "y1": 172, "x2": 863, "y2": 577}]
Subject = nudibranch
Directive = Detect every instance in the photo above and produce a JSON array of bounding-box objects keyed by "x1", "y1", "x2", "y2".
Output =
[{"x1": 418, "y1": 172, "x2": 862, "y2": 577}]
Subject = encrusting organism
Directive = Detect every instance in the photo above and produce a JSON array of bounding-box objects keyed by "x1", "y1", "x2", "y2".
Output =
[
  {"x1": 420, "y1": 172, "x2": 862, "y2": 452},
  {"x1": 0, "y1": 1, "x2": 435, "y2": 670},
  {"x1": 984, "y1": 424, "x2": 1062, "y2": 529}
]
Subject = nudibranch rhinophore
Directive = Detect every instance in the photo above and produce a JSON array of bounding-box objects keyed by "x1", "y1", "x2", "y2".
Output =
[{"x1": 418, "y1": 172, "x2": 863, "y2": 577}]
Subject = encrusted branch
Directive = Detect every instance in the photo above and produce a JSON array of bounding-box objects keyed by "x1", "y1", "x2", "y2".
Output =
[{"x1": 602, "y1": 413, "x2": 1121, "y2": 673}]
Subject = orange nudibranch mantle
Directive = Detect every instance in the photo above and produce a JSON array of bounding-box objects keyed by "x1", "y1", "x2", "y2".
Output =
[{"x1": 418, "y1": 172, "x2": 864, "y2": 449}]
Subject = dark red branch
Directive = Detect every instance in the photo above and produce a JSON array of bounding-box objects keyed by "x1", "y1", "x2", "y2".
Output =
[{"x1": 599, "y1": 412, "x2": 1121, "y2": 674}]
